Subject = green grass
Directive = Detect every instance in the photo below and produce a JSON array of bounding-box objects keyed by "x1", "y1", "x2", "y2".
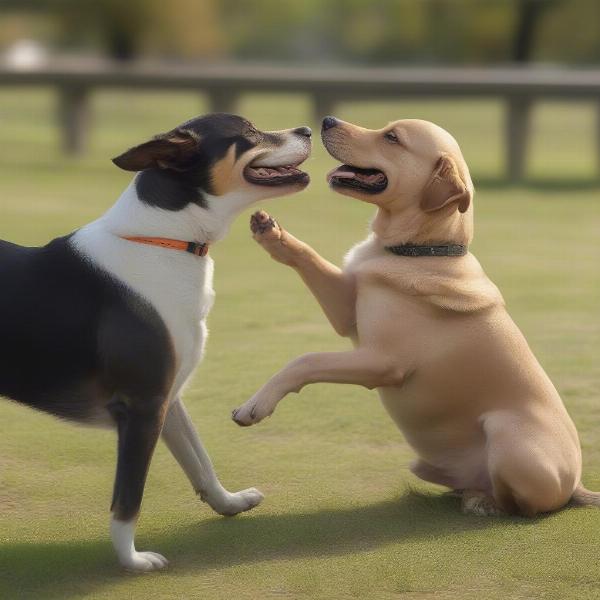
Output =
[{"x1": 0, "y1": 89, "x2": 599, "y2": 599}]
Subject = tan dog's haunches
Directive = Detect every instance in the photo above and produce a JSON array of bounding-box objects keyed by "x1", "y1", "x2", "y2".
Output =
[{"x1": 233, "y1": 117, "x2": 598, "y2": 517}]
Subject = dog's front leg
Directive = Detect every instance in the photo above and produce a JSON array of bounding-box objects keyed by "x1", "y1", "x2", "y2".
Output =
[
  {"x1": 232, "y1": 349, "x2": 406, "y2": 426},
  {"x1": 161, "y1": 399, "x2": 263, "y2": 515},
  {"x1": 251, "y1": 211, "x2": 357, "y2": 337},
  {"x1": 109, "y1": 395, "x2": 169, "y2": 572}
]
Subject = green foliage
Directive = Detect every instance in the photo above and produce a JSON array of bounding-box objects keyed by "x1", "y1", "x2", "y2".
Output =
[{"x1": 1, "y1": 0, "x2": 599, "y2": 63}]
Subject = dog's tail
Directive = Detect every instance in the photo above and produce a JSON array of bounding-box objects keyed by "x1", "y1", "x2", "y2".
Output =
[{"x1": 570, "y1": 483, "x2": 600, "y2": 507}]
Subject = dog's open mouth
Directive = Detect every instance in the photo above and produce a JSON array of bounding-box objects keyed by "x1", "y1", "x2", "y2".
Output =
[
  {"x1": 327, "y1": 165, "x2": 388, "y2": 193},
  {"x1": 244, "y1": 162, "x2": 309, "y2": 187}
]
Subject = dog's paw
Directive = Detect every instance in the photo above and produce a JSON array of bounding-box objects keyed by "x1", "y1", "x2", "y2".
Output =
[
  {"x1": 250, "y1": 210, "x2": 305, "y2": 267},
  {"x1": 212, "y1": 487, "x2": 265, "y2": 516},
  {"x1": 231, "y1": 398, "x2": 274, "y2": 427},
  {"x1": 461, "y1": 492, "x2": 504, "y2": 517},
  {"x1": 121, "y1": 550, "x2": 169, "y2": 572},
  {"x1": 250, "y1": 210, "x2": 280, "y2": 239}
]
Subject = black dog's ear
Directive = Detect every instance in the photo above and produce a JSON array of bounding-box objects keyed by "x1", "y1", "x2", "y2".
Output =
[{"x1": 112, "y1": 129, "x2": 199, "y2": 172}]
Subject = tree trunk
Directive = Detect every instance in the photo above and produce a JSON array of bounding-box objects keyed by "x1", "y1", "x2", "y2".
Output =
[{"x1": 512, "y1": 0, "x2": 556, "y2": 63}]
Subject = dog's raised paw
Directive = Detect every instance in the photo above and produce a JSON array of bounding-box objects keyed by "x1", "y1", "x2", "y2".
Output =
[
  {"x1": 122, "y1": 550, "x2": 169, "y2": 573},
  {"x1": 232, "y1": 402, "x2": 269, "y2": 427},
  {"x1": 232, "y1": 405, "x2": 254, "y2": 426},
  {"x1": 231, "y1": 407, "x2": 251, "y2": 426},
  {"x1": 250, "y1": 210, "x2": 279, "y2": 236}
]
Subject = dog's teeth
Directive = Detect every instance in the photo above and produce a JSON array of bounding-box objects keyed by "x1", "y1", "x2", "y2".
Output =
[{"x1": 248, "y1": 163, "x2": 304, "y2": 181}]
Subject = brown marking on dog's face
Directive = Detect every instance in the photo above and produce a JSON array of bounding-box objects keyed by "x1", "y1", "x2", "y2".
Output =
[
  {"x1": 322, "y1": 118, "x2": 473, "y2": 214},
  {"x1": 206, "y1": 128, "x2": 312, "y2": 199},
  {"x1": 209, "y1": 144, "x2": 238, "y2": 196},
  {"x1": 233, "y1": 126, "x2": 312, "y2": 199}
]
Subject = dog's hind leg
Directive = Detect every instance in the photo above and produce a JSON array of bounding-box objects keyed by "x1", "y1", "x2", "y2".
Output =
[
  {"x1": 410, "y1": 459, "x2": 458, "y2": 488},
  {"x1": 109, "y1": 396, "x2": 169, "y2": 572},
  {"x1": 161, "y1": 399, "x2": 263, "y2": 516},
  {"x1": 483, "y1": 411, "x2": 578, "y2": 517}
]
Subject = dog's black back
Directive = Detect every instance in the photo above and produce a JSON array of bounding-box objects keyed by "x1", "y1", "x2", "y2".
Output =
[{"x1": 0, "y1": 236, "x2": 175, "y2": 423}]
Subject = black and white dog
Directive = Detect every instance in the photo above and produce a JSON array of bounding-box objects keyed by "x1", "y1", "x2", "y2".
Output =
[{"x1": 0, "y1": 113, "x2": 311, "y2": 571}]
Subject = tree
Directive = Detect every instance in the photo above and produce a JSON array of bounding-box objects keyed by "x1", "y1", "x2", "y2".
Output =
[{"x1": 512, "y1": 0, "x2": 558, "y2": 62}]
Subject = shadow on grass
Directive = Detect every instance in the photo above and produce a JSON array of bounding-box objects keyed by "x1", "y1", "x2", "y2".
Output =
[{"x1": 0, "y1": 489, "x2": 534, "y2": 599}]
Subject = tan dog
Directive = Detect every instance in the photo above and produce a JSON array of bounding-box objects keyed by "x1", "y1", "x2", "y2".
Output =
[{"x1": 233, "y1": 116, "x2": 598, "y2": 517}]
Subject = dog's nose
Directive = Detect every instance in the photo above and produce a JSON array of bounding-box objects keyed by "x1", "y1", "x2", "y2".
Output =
[
  {"x1": 294, "y1": 126, "x2": 312, "y2": 138},
  {"x1": 322, "y1": 116, "x2": 338, "y2": 131}
]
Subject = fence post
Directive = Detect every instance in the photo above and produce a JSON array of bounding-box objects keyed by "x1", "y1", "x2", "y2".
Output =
[
  {"x1": 597, "y1": 101, "x2": 600, "y2": 178},
  {"x1": 505, "y1": 96, "x2": 532, "y2": 182},
  {"x1": 207, "y1": 89, "x2": 239, "y2": 114},
  {"x1": 313, "y1": 93, "x2": 337, "y2": 124},
  {"x1": 57, "y1": 86, "x2": 90, "y2": 156}
]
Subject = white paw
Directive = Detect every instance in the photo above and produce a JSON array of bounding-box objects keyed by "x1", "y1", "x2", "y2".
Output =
[
  {"x1": 121, "y1": 550, "x2": 169, "y2": 572},
  {"x1": 211, "y1": 487, "x2": 264, "y2": 516}
]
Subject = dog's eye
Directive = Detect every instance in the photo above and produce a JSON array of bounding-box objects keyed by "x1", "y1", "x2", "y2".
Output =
[{"x1": 384, "y1": 131, "x2": 399, "y2": 144}]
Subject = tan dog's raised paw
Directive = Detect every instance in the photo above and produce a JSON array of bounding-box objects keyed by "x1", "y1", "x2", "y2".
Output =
[
  {"x1": 232, "y1": 375, "x2": 290, "y2": 426},
  {"x1": 231, "y1": 394, "x2": 274, "y2": 427},
  {"x1": 250, "y1": 210, "x2": 307, "y2": 266},
  {"x1": 231, "y1": 404, "x2": 261, "y2": 427},
  {"x1": 250, "y1": 210, "x2": 279, "y2": 236}
]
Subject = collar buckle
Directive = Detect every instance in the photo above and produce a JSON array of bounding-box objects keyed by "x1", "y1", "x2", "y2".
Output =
[{"x1": 186, "y1": 241, "x2": 209, "y2": 257}]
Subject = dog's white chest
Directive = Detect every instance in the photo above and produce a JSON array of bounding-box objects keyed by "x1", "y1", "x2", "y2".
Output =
[{"x1": 72, "y1": 225, "x2": 215, "y2": 386}]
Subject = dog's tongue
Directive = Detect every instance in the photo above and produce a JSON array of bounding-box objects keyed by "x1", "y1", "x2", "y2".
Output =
[
  {"x1": 326, "y1": 165, "x2": 356, "y2": 182},
  {"x1": 327, "y1": 165, "x2": 386, "y2": 185}
]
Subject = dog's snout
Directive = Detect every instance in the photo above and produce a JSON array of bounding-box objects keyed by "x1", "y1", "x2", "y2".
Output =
[
  {"x1": 294, "y1": 126, "x2": 312, "y2": 138},
  {"x1": 322, "y1": 116, "x2": 338, "y2": 131}
]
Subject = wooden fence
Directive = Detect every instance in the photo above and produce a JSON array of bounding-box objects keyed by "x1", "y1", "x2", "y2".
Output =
[{"x1": 2, "y1": 60, "x2": 600, "y2": 181}]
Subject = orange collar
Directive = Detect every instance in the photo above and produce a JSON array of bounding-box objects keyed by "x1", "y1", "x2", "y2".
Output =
[{"x1": 122, "y1": 236, "x2": 209, "y2": 257}]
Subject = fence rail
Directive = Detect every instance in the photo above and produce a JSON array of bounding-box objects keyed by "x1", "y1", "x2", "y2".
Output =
[{"x1": 2, "y1": 60, "x2": 600, "y2": 181}]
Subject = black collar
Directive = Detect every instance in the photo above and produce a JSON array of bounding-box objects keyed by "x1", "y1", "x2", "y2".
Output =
[{"x1": 385, "y1": 243, "x2": 467, "y2": 257}]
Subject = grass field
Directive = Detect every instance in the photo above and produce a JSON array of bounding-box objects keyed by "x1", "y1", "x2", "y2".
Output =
[{"x1": 1, "y1": 89, "x2": 599, "y2": 600}]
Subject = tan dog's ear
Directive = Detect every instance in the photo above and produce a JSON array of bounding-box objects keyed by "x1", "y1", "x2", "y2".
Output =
[
  {"x1": 112, "y1": 129, "x2": 199, "y2": 172},
  {"x1": 421, "y1": 154, "x2": 471, "y2": 214}
]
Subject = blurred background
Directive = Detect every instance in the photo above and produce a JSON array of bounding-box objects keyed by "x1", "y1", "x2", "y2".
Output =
[
  {"x1": 1, "y1": 0, "x2": 600, "y2": 64},
  {"x1": 1, "y1": 0, "x2": 600, "y2": 186}
]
